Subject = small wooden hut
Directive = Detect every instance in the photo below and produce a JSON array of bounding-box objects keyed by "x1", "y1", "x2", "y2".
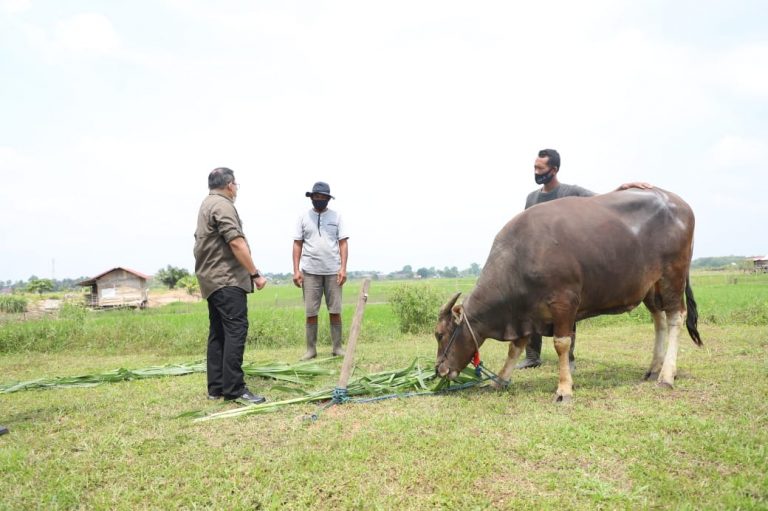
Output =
[
  {"x1": 751, "y1": 256, "x2": 768, "y2": 272},
  {"x1": 78, "y1": 267, "x2": 149, "y2": 308}
]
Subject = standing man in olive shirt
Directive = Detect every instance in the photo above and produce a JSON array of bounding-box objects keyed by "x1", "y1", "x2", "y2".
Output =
[{"x1": 194, "y1": 167, "x2": 267, "y2": 404}]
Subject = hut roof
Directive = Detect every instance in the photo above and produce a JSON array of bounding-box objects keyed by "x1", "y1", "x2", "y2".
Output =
[{"x1": 78, "y1": 267, "x2": 150, "y2": 286}]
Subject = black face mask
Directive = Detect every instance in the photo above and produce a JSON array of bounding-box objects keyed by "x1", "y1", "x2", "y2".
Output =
[
  {"x1": 312, "y1": 199, "x2": 329, "y2": 210},
  {"x1": 534, "y1": 169, "x2": 555, "y2": 185}
]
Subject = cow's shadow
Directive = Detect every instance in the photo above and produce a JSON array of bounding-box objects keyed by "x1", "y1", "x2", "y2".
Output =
[{"x1": 488, "y1": 357, "x2": 685, "y2": 396}]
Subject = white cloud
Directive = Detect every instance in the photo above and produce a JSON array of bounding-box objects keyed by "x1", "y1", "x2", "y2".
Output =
[
  {"x1": 53, "y1": 12, "x2": 120, "y2": 55},
  {"x1": 715, "y1": 43, "x2": 768, "y2": 99},
  {"x1": 16, "y1": 12, "x2": 121, "y2": 59},
  {"x1": 709, "y1": 135, "x2": 767, "y2": 167},
  {"x1": 1, "y1": 0, "x2": 30, "y2": 13}
]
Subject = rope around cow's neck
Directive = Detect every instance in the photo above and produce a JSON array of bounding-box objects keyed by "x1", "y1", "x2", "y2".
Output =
[{"x1": 443, "y1": 311, "x2": 508, "y2": 388}]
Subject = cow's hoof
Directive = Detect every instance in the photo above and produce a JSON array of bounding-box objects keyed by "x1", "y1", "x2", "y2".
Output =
[
  {"x1": 554, "y1": 394, "x2": 573, "y2": 404},
  {"x1": 643, "y1": 371, "x2": 659, "y2": 381},
  {"x1": 491, "y1": 378, "x2": 510, "y2": 391},
  {"x1": 657, "y1": 381, "x2": 674, "y2": 389}
]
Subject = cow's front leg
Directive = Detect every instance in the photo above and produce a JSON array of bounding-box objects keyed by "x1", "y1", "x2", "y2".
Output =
[
  {"x1": 493, "y1": 337, "x2": 527, "y2": 390},
  {"x1": 644, "y1": 310, "x2": 667, "y2": 380},
  {"x1": 658, "y1": 310, "x2": 683, "y2": 388},
  {"x1": 553, "y1": 335, "x2": 573, "y2": 402}
]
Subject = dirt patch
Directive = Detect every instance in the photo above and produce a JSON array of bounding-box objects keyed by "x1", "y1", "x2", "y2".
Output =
[{"x1": 146, "y1": 289, "x2": 201, "y2": 308}]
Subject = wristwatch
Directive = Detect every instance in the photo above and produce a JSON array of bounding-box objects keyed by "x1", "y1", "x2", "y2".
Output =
[{"x1": 250, "y1": 271, "x2": 261, "y2": 279}]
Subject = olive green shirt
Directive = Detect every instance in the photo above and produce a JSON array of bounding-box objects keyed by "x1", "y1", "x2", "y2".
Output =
[{"x1": 193, "y1": 191, "x2": 253, "y2": 299}]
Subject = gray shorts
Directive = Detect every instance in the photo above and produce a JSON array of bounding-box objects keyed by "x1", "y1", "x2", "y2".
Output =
[{"x1": 302, "y1": 271, "x2": 343, "y2": 316}]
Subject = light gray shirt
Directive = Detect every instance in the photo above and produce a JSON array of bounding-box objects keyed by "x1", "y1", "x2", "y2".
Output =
[
  {"x1": 525, "y1": 183, "x2": 596, "y2": 210},
  {"x1": 294, "y1": 208, "x2": 349, "y2": 275}
]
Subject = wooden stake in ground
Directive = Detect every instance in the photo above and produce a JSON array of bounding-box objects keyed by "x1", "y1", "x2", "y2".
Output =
[{"x1": 337, "y1": 278, "x2": 371, "y2": 390}]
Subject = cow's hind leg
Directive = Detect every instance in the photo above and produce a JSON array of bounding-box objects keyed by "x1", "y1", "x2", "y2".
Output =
[
  {"x1": 654, "y1": 273, "x2": 688, "y2": 388},
  {"x1": 492, "y1": 337, "x2": 527, "y2": 390},
  {"x1": 658, "y1": 310, "x2": 683, "y2": 388}
]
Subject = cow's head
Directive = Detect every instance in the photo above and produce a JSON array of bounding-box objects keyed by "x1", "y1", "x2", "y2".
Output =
[{"x1": 434, "y1": 292, "x2": 475, "y2": 380}]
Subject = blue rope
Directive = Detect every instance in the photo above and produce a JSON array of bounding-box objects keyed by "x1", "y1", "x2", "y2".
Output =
[
  {"x1": 331, "y1": 387, "x2": 350, "y2": 404},
  {"x1": 473, "y1": 361, "x2": 509, "y2": 388}
]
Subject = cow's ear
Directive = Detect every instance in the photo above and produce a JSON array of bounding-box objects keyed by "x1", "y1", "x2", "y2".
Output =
[{"x1": 451, "y1": 304, "x2": 463, "y2": 325}]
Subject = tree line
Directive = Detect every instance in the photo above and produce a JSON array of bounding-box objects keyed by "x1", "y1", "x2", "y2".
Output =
[{"x1": 3, "y1": 256, "x2": 754, "y2": 295}]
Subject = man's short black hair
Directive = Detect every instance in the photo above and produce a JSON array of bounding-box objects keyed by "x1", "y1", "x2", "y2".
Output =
[
  {"x1": 538, "y1": 149, "x2": 560, "y2": 170},
  {"x1": 208, "y1": 167, "x2": 235, "y2": 190}
]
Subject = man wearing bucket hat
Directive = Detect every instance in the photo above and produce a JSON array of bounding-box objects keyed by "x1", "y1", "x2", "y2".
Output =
[{"x1": 293, "y1": 181, "x2": 349, "y2": 360}]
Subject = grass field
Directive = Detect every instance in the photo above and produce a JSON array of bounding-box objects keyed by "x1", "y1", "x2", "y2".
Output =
[{"x1": 1, "y1": 274, "x2": 767, "y2": 509}]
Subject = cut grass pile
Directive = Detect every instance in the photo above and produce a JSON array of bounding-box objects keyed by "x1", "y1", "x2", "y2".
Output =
[
  {"x1": 0, "y1": 358, "x2": 334, "y2": 394},
  {"x1": 192, "y1": 358, "x2": 482, "y2": 422}
]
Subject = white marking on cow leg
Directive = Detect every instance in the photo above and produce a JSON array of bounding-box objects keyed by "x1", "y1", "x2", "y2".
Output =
[
  {"x1": 645, "y1": 310, "x2": 667, "y2": 380},
  {"x1": 494, "y1": 341, "x2": 525, "y2": 389},
  {"x1": 553, "y1": 336, "x2": 573, "y2": 402},
  {"x1": 658, "y1": 310, "x2": 682, "y2": 387}
]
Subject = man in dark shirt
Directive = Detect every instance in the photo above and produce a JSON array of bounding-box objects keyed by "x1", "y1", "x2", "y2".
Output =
[
  {"x1": 194, "y1": 167, "x2": 268, "y2": 404},
  {"x1": 517, "y1": 148, "x2": 651, "y2": 370}
]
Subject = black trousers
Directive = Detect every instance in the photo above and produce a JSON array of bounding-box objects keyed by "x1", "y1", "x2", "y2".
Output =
[{"x1": 206, "y1": 286, "x2": 249, "y2": 397}]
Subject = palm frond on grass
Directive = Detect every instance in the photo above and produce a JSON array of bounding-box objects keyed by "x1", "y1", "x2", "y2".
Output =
[
  {"x1": 193, "y1": 358, "x2": 482, "y2": 422},
  {"x1": 0, "y1": 358, "x2": 335, "y2": 394}
]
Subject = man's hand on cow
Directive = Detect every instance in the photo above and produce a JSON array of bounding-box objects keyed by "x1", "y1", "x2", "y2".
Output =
[
  {"x1": 254, "y1": 275, "x2": 267, "y2": 291},
  {"x1": 617, "y1": 182, "x2": 653, "y2": 191},
  {"x1": 337, "y1": 269, "x2": 347, "y2": 286},
  {"x1": 292, "y1": 271, "x2": 303, "y2": 288}
]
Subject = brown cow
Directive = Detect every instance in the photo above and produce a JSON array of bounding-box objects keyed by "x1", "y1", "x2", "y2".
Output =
[{"x1": 434, "y1": 187, "x2": 702, "y2": 402}]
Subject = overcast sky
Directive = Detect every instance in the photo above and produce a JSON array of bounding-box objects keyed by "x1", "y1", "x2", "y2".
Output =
[{"x1": 1, "y1": 0, "x2": 766, "y2": 282}]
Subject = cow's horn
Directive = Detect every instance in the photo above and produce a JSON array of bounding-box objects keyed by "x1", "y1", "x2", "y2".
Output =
[{"x1": 439, "y1": 292, "x2": 462, "y2": 316}]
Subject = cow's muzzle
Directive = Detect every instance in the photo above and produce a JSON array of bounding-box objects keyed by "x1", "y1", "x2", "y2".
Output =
[{"x1": 436, "y1": 362, "x2": 458, "y2": 380}]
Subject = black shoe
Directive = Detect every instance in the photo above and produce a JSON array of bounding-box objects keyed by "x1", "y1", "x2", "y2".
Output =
[
  {"x1": 225, "y1": 390, "x2": 266, "y2": 404},
  {"x1": 515, "y1": 358, "x2": 542, "y2": 369},
  {"x1": 207, "y1": 394, "x2": 223, "y2": 400},
  {"x1": 0, "y1": 425, "x2": 8, "y2": 436}
]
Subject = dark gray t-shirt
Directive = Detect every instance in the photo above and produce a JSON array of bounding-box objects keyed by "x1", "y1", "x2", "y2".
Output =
[{"x1": 525, "y1": 183, "x2": 596, "y2": 210}]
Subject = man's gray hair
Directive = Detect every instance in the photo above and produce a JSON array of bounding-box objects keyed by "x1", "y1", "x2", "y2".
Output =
[{"x1": 208, "y1": 167, "x2": 235, "y2": 190}]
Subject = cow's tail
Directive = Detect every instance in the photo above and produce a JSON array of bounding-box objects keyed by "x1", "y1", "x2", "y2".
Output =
[{"x1": 685, "y1": 276, "x2": 703, "y2": 346}]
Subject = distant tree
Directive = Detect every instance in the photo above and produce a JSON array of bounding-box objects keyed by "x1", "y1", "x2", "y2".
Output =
[
  {"x1": 26, "y1": 277, "x2": 54, "y2": 295},
  {"x1": 416, "y1": 267, "x2": 430, "y2": 279},
  {"x1": 156, "y1": 265, "x2": 190, "y2": 289},
  {"x1": 465, "y1": 263, "x2": 481, "y2": 276},
  {"x1": 177, "y1": 275, "x2": 200, "y2": 296},
  {"x1": 440, "y1": 266, "x2": 459, "y2": 278},
  {"x1": 691, "y1": 256, "x2": 747, "y2": 270}
]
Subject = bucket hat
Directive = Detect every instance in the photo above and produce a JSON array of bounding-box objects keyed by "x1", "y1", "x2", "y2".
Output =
[{"x1": 305, "y1": 181, "x2": 334, "y2": 199}]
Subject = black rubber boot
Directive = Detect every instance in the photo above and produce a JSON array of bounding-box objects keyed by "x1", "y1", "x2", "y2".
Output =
[
  {"x1": 301, "y1": 322, "x2": 318, "y2": 361},
  {"x1": 331, "y1": 323, "x2": 345, "y2": 356},
  {"x1": 0, "y1": 425, "x2": 8, "y2": 436},
  {"x1": 516, "y1": 333, "x2": 542, "y2": 369}
]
